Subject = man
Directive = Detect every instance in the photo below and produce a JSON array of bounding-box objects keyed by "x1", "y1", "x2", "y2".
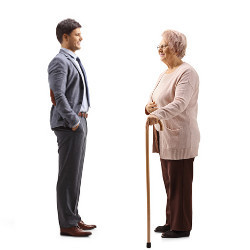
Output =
[{"x1": 48, "y1": 18, "x2": 96, "y2": 237}]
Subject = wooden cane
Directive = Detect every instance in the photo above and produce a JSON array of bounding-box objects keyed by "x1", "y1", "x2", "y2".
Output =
[{"x1": 146, "y1": 119, "x2": 163, "y2": 248}]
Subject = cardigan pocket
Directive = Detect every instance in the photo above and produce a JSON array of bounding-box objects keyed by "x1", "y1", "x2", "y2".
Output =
[
  {"x1": 165, "y1": 119, "x2": 182, "y2": 131},
  {"x1": 164, "y1": 126, "x2": 182, "y2": 149},
  {"x1": 165, "y1": 126, "x2": 181, "y2": 132}
]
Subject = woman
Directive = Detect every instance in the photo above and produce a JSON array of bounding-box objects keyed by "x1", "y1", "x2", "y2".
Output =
[{"x1": 146, "y1": 30, "x2": 200, "y2": 238}]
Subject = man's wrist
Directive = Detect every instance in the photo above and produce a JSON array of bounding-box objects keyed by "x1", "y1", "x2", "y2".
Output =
[{"x1": 72, "y1": 120, "x2": 80, "y2": 128}]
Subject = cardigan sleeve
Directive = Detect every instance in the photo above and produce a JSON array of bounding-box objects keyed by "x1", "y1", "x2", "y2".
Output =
[
  {"x1": 151, "y1": 69, "x2": 196, "y2": 120},
  {"x1": 145, "y1": 72, "x2": 165, "y2": 115}
]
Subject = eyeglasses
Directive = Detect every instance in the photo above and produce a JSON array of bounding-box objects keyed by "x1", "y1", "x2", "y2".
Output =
[{"x1": 157, "y1": 45, "x2": 168, "y2": 50}]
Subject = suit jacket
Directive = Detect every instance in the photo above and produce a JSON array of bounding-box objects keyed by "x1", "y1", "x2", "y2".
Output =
[{"x1": 48, "y1": 49, "x2": 85, "y2": 129}]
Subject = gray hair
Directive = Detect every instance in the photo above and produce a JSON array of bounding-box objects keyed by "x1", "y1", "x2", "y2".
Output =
[{"x1": 162, "y1": 30, "x2": 187, "y2": 59}]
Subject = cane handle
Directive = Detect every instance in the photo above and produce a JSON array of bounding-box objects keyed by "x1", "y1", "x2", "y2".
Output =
[{"x1": 158, "y1": 120, "x2": 163, "y2": 131}]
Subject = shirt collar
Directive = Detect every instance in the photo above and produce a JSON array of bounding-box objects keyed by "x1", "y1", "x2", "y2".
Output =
[{"x1": 60, "y1": 47, "x2": 77, "y2": 60}]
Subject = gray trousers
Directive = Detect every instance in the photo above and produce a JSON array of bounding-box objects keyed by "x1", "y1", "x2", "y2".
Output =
[{"x1": 53, "y1": 117, "x2": 87, "y2": 228}]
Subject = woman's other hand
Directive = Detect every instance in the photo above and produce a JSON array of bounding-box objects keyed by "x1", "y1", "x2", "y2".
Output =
[{"x1": 146, "y1": 101, "x2": 158, "y2": 114}]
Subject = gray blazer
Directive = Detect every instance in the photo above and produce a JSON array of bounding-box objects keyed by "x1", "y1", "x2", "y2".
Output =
[{"x1": 48, "y1": 49, "x2": 84, "y2": 129}]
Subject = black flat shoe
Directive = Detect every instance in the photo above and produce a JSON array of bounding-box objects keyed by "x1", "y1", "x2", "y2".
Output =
[
  {"x1": 161, "y1": 230, "x2": 190, "y2": 238},
  {"x1": 154, "y1": 224, "x2": 170, "y2": 233}
]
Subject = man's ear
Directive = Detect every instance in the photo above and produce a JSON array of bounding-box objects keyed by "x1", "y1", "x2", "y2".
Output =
[{"x1": 62, "y1": 33, "x2": 68, "y2": 42}]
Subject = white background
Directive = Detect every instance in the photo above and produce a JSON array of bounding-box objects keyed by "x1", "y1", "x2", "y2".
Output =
[{"x1": 1, "y1": 0, "x2": 250, "y2": 249}]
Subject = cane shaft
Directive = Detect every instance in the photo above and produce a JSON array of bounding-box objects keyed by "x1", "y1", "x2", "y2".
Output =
[
  {"x1": 145, "y1": 119, "x2": 163, "y2": 248},
  {"x1": 146, "y1": 122, "x2": 150, "y2": 244}
]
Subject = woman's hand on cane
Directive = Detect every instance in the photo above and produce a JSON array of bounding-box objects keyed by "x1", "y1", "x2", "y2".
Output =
[{"x1": 147, "y1": 114, "x2": 160, "y2": 126}]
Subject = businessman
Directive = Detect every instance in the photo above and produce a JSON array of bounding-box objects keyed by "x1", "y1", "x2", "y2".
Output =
[{"x1": 48, "y1": 18, "x2": 96, "y2": 237}]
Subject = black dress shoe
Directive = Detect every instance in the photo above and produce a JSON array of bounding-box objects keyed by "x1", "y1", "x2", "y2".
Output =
[
  {"x1": 154, "y1": 224, "x2": 170, "y2": 233},
  {"x1": 161, "y1": 230, "x2": 190, "y2": 238}
]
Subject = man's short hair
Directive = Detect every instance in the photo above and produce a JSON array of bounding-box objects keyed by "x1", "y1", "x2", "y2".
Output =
[{"x1": 56, "y1": 18, "x2": 82, "y2": 43}]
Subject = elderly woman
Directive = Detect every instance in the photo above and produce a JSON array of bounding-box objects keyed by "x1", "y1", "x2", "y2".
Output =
[{"x1": 145, "y1": 30, "x2": 200, "y2": 238}]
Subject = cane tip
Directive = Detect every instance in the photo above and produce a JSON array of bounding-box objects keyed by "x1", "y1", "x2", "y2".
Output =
[{"x1": 146, "y1": 242, "x2": 151, "y2": 248}]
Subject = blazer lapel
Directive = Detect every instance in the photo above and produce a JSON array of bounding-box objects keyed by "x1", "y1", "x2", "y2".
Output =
[{"x1": 59, "y1": 49, "x2": 85, "y2": 84}]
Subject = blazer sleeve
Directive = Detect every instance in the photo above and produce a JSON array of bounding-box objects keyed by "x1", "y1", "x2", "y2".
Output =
[
  {"x1": 48, "y1": 57, "x2": 79, "y2": 128},
  {"x1": 151, "y1": 69, "x2": 197, "y2": 120}
]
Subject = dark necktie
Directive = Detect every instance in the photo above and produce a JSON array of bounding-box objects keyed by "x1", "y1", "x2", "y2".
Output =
[{"x1": 76, "y1": 57, "x2": 90, "y2": 107}]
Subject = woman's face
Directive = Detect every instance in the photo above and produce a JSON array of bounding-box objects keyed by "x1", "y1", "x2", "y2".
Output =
[{"x1": 158, "y1": 39, "x2": 173, "y2": 61}]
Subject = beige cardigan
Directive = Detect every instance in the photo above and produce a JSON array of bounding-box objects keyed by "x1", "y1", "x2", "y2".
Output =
[{"x1": 149, "y1": 62, "x2": 200, "y2": 160}]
